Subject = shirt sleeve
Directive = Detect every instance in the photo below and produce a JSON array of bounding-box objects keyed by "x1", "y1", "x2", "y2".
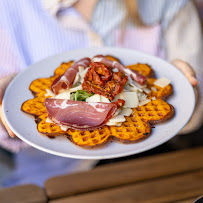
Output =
[
  {"x1": 0, "y1": 28, "x2": 29, "y2": 152},
  {"x1": 137, "y1": 0, "x2": 189, "y2": 30},
  {"x1": 0, "y1": 28, "x2": 21, "y2": 78}
]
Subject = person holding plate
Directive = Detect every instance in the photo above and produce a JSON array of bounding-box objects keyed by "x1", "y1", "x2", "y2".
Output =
[{"x1": 0, "y1": 0, "x2": 202, "y2": 187}]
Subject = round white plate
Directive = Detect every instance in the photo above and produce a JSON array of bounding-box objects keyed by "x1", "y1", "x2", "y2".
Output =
[{"x1": 3, "y1": 47, "x2": 195, "y2": 159}]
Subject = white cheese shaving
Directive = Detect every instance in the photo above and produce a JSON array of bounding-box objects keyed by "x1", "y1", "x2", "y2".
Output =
[
  {"x1": 139, "y1": 99, "x2": 151, "y2": 106},
  {"x1": 129, "y1": 82, "x2": 143, "y2": 92},
  {"x1": 46, "y1": 117, "x2": 53, "y2": 123},
  {"x1": 69, "y1": 85, "x2": 83, "y2": 93},
  {"x1": 132, "y1": 81, "x2": 147, "y2": 89},
  {"x1": 143, "y1": 87, "x2": 151, "y2": 94},
  {"x1": 106, "y1": 122, "x2": 122, "y2": 126},
  {"x1": 100, "y1": 95, "x2": 110, "y2": 103},
  {"x1": 151, "y1": 97, "x2": 156, "y2": 100},
  {"x1": 120, "y1": 92, "x2": 139, "y2": 108},
  {"x1": 119, "y1": 108, "x2": 133, "y2": 116},
  {"x1": 112, "y1": 68, "x2": 119, "y2": 72},
  {"x1": 80, "y1": 68, "x2": 89, "y2": 78},
  {"x1": 151, "y1": 87, "x2": 157, "y2": 91},
  {"x1": 113, "y1": 109, "x2": 121, "y2": 117},
  {"x1": 92, "y1": 57, "x2": 102, "y2": 62},
  {"x1": 46, "y1": 117, "x2": 69, "y2": 131},
  {"x1": 73, "y1": 72, "x2": 80, "y2": 86},
  {"x1": 45, "y1": 89, "x2": 56, "y2": 97},
  {"x1": 55, "y1": 90, "x2": 71, "y2": 100},
  {"x1": 60, "y1": 125, "x2": 69, "y2": 131},
  {"x1": 108, "y1": 115, "x2": 126, "y2": 123},
  {"x1": 78, "y1": 66, "x2": 84, "y2": 74},
  {"x1": 86, "y1": 94, "x2": 101, "y2": 103},
  {"x1": 112, "y1": 94, "x2": 120, "y2": 102},
  {"x1": 137, "y1": 92, "x2": 147, "y2": 102},
  {"x1": 154, "y1": 77, "x2": 171, "y2": 88},
  {"x1": 124, "y1": 82, "x2": 142, "y2": 92}
]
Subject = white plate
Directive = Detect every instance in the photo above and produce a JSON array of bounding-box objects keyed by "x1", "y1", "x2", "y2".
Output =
[{"x1": 2, "y1": 47, "x2": 195, "y2": 159}]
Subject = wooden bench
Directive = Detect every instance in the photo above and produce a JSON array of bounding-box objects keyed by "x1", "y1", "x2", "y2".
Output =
[{"x1": 0, "y1": 147, "x2": 203, "y2": 203}]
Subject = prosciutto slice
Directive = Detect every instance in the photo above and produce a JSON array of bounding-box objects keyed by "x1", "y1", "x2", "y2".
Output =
[
  {"x1": 45, "y1": 99, "x2": 118, "y2": 130},
  {"x1": 51, "y1": 58, "x2": 91, "y2": 94},
  {"x1": 92, "y1": 55, "x2": 147, "y2": 85}
]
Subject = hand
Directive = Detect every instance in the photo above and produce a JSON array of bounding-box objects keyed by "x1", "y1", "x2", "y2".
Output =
[
  {"x1": 0, "y1": 73, "x2": 17, "y2": 137},
  {"x1": 171, "y1": 59, "x2": 198, "y2": 87}
]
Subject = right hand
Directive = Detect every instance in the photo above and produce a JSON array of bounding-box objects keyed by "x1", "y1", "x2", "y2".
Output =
[{"x1": 0, "y1": 73, "x2": 17, "y2": 138}]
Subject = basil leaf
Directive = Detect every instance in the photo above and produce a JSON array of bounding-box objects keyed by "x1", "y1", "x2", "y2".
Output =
[{"x1": 73, "y1": 90, "x2": 94, "y2": 101}]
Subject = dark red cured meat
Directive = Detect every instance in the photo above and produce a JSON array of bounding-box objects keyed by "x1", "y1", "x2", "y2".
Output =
[
  {"x1": 51, "y1": 58, "x2": 91, "y2": 94},
  {"x1": 44, "y1": 99, "x2": 119, "y2": 130},
  {"x1": 92, "y1": 55, "x2": 147, "y2": 85}
]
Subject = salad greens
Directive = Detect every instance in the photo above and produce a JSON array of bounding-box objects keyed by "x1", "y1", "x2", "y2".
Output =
[{"x1": 72, "y1": 90, "x2": 94, "y2": 101}]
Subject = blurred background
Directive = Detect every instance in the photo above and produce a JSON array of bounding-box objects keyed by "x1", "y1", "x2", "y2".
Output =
[{"x1": 0, "y1": 0, "x2": 202, "y2": 188}]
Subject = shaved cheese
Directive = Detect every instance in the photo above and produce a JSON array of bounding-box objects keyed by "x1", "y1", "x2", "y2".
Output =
[
  {"x1": 86, "y1": 94, "x2": 101, "y2": 103},
  {"x1": 69, "y1": 85, "x2": 82, "y2": 93},
  {"x1": 154, "y1": 77, "x2": 171, "y2": 88},
  {"x1": 109, "y1": 115, "x2": 126, "y2": 123},
  {"x1": 124, "y1": 83, "x2": 142, "y2": 92},
  {"x1": 120, "y1": 92, "x2": 139, "y2": 108},
  {"x1": 80, "y1": 68, "x2": 89, "y2": 78},
  {"x1": 114, "y1": 109, "x2": 121, "y2": 117},
  {"x1": 73, "y1": 72, "x2": 80, "y2": 86},
  {"x1": 132, "y1": 81, "x2": 147, "y2": 89},
  {"x1": 46, "y1": 117, "x2": 69, "y2": 131},
  {"x1": 112, "y1": 68, "x2": 119, "y2": 72},
  {"x1": 137, "y1": 92, "x2": 147, "y2": 102},
  {"x1": 55, "y1": 90, "x2": 70, "y2": 100},
  {"x1": 46, "y1": 117, "x2": 53, "y2": 123},
  {"x1": 106, "y1": 122, "x2": 122, "y2": 126},
  {"x1": 92, "y1": 57, "x2": 102, "y2": 62},
  {"x1": 139, "y1": 99, "x2": 151, "y2": 106},
  {"x1": 151, "y1": 87, "x2": 157, "y2": 91},
  {"x1": 45, "y1": 89, "x2": 56, "y2": 97},
  {"x1": 112, "y1": 94, "x2": 121, "y2": 102},
  {"x1": 78, "y1": 66, "x2": 84, "y2": 74},
  {"x1": 120, "y1": 108, "x2": 133, "y2": 116},
  {"x1": 129, "y1": 82, "x2": 143, "y2": 92},
  {"x1": 151, "y1": 97, "x2": 156, "y2": 100},
  {"x1": 143, "y1": 87, "x2": 151, "y2": 94},
  {"x1": 60, "y1": 125, "x2": 69, "y2": 131},
  {"x1": 100, "y1": 95, "x2": 110, "y2": 103}
]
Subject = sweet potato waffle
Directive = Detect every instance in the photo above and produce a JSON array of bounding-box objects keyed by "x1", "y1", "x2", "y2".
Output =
[{"x1": 21, "y1": 56, "x2": 174, "y2": 147}]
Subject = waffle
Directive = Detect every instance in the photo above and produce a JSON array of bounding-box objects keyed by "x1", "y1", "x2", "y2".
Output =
[
  {"x1": 147, "y1": 78, "x2": 173, "y2": 99},
  {"x1": 127, "y1": 64, "x2": 153, "y2": 77},
  {"x1": 21, "y1": 56, "x2": 174, "y2": 147}
]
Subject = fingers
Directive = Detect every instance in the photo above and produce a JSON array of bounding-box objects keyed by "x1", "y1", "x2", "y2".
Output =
[
  {"x1": 0, "y1": 74, "x2": 18, "y2": 137},
  {"x1": 171, "y1": 59, "x2": 198, "y2": 87},
  {"x1": 0, "y1": 105, "x2": 15, "y2": 137},
  {"x1": 0, "y1": 73, "x2": 17, "y2": 104}
]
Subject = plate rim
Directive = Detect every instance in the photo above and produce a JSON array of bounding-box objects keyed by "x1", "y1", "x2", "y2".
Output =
[{"x1": 2, "y1": 47, "x2": 196, "y2": 159}]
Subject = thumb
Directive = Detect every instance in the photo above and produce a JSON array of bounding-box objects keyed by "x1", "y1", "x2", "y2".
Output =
[{"x1": 171, "y1": 59, "x2": 198, "y2": 87}]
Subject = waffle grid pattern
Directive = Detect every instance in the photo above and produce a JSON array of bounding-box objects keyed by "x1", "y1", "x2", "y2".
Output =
[{"x1": 21, "y1": 56, "x2": 174, "y2": 147}]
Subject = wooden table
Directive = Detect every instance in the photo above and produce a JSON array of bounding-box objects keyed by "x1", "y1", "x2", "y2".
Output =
[{"x1": 0, "y1": 147, "x2": 203, "y2": 203}]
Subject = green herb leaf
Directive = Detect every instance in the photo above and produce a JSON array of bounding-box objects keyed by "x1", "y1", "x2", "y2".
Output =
[{"x1": 72, "y1": 90, "x2": 94, "y2": 101}]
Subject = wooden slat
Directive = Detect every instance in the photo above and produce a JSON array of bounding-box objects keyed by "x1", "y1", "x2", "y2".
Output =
[
  {"x1": 49, "y1": 170, "x2": 203, "y2": 203},
  {"x1": 45, "y1": 147, "x2": 203, "y2": 199},
  {"x1": 0, "y1": 184, "x2": 47, "y2": 203}
]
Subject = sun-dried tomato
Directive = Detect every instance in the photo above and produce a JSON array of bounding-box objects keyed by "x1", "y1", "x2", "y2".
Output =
[{"x1": 82, "y1": 62, "x2": 128, "y2": 101}]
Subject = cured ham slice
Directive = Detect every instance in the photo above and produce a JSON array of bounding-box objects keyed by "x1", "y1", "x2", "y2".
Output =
[
  {"x1": 92, "y1": 55, "x2": 146, "y2": 85},
  {"x1": 51, "y1": 58, "x2": 91, "y2": 94},
  {"x1": 44, "y1": 99, "x2": 119, "y2": 130}
]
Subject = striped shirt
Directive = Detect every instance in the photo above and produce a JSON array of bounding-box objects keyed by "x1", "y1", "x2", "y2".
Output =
[{"x1": 0, "y1": 0, "x2": 202, "y2": 187}]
